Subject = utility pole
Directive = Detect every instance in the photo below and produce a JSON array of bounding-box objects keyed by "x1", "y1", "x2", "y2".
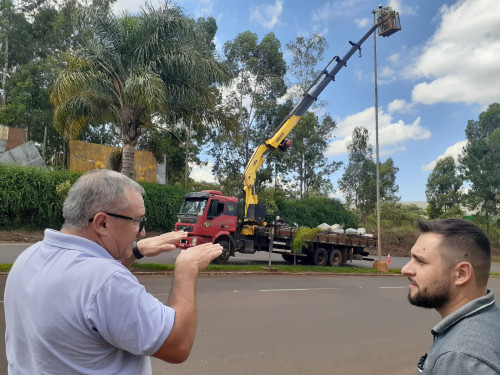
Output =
[{"x1": 371, "y1": 6, "x2": 402, "y2": 273}]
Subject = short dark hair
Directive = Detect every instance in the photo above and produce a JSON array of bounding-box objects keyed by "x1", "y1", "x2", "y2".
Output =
[{"x1": 415, "y1": 218, "x2": 491, "y2": 286}]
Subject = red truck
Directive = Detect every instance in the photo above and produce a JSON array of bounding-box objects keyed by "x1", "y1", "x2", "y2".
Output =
[{"x1": 175, "y1": 190, "x2": 377, "y2": 266}]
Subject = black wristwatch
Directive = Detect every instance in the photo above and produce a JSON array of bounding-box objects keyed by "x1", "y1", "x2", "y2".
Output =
[{"x1": 132, "y1": 241, "x2": 144, "y2": 259}]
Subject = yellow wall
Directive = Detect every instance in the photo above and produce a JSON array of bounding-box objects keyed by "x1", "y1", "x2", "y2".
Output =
[{"x1": 69, "y1": 140, "x2": 157, "y2": 182}]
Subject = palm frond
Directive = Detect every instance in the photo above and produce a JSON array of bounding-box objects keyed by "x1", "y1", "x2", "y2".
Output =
[
  {"x1": 133, "y1": 2, "x2": 193, "y2": 67},
  {"x1": 123, "y1": 68, "x2": 168, "y2": 112}
]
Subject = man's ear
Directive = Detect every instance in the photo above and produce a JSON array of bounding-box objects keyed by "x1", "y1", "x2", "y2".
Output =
[
  {"x1": 89, "y1": 212, "x2": 108, "y2": 234},
  {"x1": 454, "y1": 262, "x2": 473, "y2": 286}
]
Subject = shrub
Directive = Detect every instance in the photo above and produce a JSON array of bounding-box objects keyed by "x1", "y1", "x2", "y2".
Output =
[
  {"x1": 0, "y1": 165, "x2": 188, "y2": 232},
  {"x1": 276, "y1": 196, "x2": 358, "y2": 228},
  {"x1": 139, "y1": 182, "x2": 187, "y2": 232},
  {"x1": 0, "y1": 165, "x2": 80, "y2": 229}
]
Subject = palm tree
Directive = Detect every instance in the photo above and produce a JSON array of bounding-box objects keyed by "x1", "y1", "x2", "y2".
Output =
[{"x1": 50, "y1": 2, "x2": 229, "y2": 178}]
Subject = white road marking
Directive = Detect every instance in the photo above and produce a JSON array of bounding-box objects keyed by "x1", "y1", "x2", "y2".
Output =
[
  {"x1": 259, "y1": 288, "x2": 339, "y2": 292},
  {"x1": 379, "y1": 286, "x2": 406, "y2": 289}
]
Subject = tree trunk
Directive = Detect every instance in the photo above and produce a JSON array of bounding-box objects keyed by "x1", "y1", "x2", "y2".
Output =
[
  {"x1": 184, "y1": 119, "x2": 191, "y2": 189},
  {"x1": 121, "y1": 117, "x2": 141, "y2": 179},
  {"x1": 1, "y1": 36, "x2": 8, "y2": 108},
  {"x1": 164, "y1": 154, "x2": 168, "y2": 185},
  {"x1": 42, "y1": 126, "x2": 47, "y2": 162},
  {"x1": 121, "y1": 142, "x2": 135, "y2": 179}
]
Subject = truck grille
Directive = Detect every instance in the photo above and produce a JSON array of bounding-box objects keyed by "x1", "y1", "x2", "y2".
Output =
[{"x1": 176, "y1": 225, "x2": 193, "y2": 232}]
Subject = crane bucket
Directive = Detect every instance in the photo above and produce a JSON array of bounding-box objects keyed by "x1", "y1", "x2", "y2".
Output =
[{"x1": 377, "y1": 8, "x2": 401, "y2": 37}]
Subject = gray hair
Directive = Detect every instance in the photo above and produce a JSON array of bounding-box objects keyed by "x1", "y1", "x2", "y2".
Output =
[{"x1": 62, "y1": 169, "x2": 145, "y2": 229}]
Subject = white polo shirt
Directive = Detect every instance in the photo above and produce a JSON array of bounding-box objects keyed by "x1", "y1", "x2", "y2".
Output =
[{"x1": 5, "y1": 229, "x2": 175, "y2": 375}]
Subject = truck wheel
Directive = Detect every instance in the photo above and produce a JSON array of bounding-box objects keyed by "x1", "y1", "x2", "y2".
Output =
[
  {"x1": 309, "y1": 247, "x2": 328, "y2": 266},
  {"x1": 282, "y1": 254, "x2": 294, "y2": 264},
  {"x1": 212, "y1": 240, "x2": 230, "y2": 264},
  {"x1": 328, "y1": 249, "x2": 342, "y2": 267}
]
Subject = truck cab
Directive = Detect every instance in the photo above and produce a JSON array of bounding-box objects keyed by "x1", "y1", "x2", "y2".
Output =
[{"x1": 175, "y1": 190, "x2": 238, "y2": 262}]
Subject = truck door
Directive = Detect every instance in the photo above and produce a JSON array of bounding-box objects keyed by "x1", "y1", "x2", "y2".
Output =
[{"x1": 206, "y1": 200, "x2": 238, "y2": 233}]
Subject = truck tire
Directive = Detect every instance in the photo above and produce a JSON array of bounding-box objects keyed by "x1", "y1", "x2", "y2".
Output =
[
  {"x1": 282, "y1": 254, "x2": 294, "y2": 264},
  {"x1": 341, "y1": 248, "x2": 348, "y2": 265},
  {"x1": 309, "y1": 247, "x2": 328, "y2": 266},
  {"x1": 212, "y1": 240, "x2": 230, "y2": 264},
  {"x1": 328, "y1": 249, "x2": 342, "y2": 267}
]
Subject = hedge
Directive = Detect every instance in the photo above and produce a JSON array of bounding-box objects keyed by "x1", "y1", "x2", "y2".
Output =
[{"x1": 0, "y1": 165, "x2": 187, "y2": 231}]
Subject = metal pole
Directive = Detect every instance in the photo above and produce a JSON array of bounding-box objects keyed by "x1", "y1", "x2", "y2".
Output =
[
  {"x1": 268, "y1": 227, "x2": 274, "y2": 267},
  {"x1": 373, "y1": 11, "x2": 382, "y2": 264}
]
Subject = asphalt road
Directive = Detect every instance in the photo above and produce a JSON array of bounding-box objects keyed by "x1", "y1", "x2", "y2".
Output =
[
  {"x1": 1, "y1": 242, "x2": 500, "y2": 374},
  {"x1": 2, "y1": 274, "x2": 500, "y2": 374}
]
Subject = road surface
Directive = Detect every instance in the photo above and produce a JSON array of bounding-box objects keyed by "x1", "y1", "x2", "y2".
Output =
[{"x1": 2, "y1": 273, "x2": 499, "y2": 374}]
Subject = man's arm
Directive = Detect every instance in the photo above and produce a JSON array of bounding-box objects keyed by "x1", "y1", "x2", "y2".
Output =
[
  {"x1": 428, "y1": 352, "x2": 499, "y2": 375},
  {"x1": 120, "y1": 231, "x2": 188, "y2": 268},
  {"x1": 152, "y1": 242, "x2": 222, "y2": 363}
]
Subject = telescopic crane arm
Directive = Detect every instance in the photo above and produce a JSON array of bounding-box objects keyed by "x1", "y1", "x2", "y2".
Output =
[{"x1": 242, "y1": 6, "x2": 401, "y2": 222}]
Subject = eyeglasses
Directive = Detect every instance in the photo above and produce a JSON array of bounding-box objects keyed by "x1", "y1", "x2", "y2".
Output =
[{"x1": 89, "y1": 212, "x2": 147, "y2": 233}]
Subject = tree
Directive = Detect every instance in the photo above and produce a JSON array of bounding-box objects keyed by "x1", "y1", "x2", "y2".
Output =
[
  {"x1": 285, "y1": 33, "x2": 328, "y2": 94},
  {"x1": 339, "y1": 126, "x2": 400, "y2": 225},
  {"x1": 137, "y1": 125, "x2": 186, "y2": 185},
  {"x1": 51, "y1": 3, "x2": 229, "y2": 179},
  {"x1": 379, "y1": 157, "x2": 400, "y2": 202},
  {"x1": 339, "y1": 127, "x2": 373, "y2": 209},
  {"x1": 0, "y1": 0, "x2": 85, "y2": 166},
  {"x1": 282, "y1": 112, "x2": 341, "y2": 198},
  {"x1": 280, "y1": 33, "x2": 340, "y2": 198},
  {"x1": 0, "y1": 0, "x2": 33, "y2": 107},
  {"x1": 209, "y1": 31, "x2": 286, "y2": 190},
  {"x1": 459, "y1": 103, "x2": 500, "y2": 233},
  {"x1": 425, "y1": 156, "x2": 463, "y2": 219}
]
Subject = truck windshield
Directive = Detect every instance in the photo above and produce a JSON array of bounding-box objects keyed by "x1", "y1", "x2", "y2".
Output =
[{"x1": 179, "y1": 199, "x2": 208, "y2": 216}]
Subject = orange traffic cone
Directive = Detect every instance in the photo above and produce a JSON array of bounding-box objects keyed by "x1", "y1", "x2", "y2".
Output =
[{"x1": 386, "y1": 254, "x2": 391, "y2": 264}]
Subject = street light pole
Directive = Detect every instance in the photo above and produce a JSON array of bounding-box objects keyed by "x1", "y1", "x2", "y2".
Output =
[{"x1": 372, "y1": 9, "x2": 387, "y2": 273}]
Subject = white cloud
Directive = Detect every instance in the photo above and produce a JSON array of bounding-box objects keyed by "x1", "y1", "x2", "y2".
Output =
[
  {"x1": 354, "y1": 18, "x2": 370, "y2": 28},
  {"x1": 421, "y1": 140, "x2": 467, "y2": 171},
  {"x1": 193, "y1": 0, "x2": 214, "y2": 18},
  {"x1": 326, "y1": 107, "x2": 430, "y2": 156},
  {"x1": 311, "y1": 0, "x2": 378, "y2": 22},
  {"x1": 311, "y1": 2, "x2": 333, "y2": 23},
  {"x1": 388, "y1": 0, "x2": 419, "y2": 16},
  {"x1": 387, "y1": 99, "x2": 413, "y2": 114},
  {"x1": 190, "y1": 161, "x2": 216, "y2": 183},
  {"x1": 388, "y1": 53, "x2": 400, "y2": 63},
  {"x1": 112, "y1": 0, "x2": 141, "y2": 14},
  {"x1": 409, "y1": 0, "x2": 500, "y2": 106},
  {"x1": 380, "y1": 66, "x2": 395, "y2": 77},
  {"x1": 250, "y1": 0, "x2": 283, "y2": 29}
]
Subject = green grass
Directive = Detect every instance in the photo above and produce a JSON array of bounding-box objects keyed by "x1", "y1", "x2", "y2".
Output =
[
  {"x1": 0, "y1": 262, "x2": 497, "y2": 277},
  {"x1": 129, "y1": 262, "x2": 400, "y2": 274},
  {"x1": 0, "y1": 264, "x2": 12, "y2": 272}
]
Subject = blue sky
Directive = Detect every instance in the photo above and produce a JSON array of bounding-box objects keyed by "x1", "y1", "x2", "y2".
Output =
[{"x1": 114, "y1": 0, "x2": 500, "y2": 202}]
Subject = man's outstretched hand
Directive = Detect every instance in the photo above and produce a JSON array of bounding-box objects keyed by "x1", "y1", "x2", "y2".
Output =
[
  {"x1": 136, "y1": 231, "x2": 188, "y2": 258},
  {"x1": 176, "y1": 243, "x2": 223, "y2": 273}
]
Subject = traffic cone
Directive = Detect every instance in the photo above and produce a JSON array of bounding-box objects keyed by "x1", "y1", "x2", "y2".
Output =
[{"x1": 386, "y1": 254, "x2": 391, "y2": 264}]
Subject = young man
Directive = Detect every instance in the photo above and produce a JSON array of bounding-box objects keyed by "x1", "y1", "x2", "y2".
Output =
[
  {"x1": 402, "y1": 218, "x2": 500, "y2": 374},
  {"x1": 4, "y1": 169, "x2": 222, "y2": 374}
]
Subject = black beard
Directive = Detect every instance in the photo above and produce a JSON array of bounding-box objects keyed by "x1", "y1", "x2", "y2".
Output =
[{"x1": 407, "y1": 283, "x2": 450, "y2": 309}]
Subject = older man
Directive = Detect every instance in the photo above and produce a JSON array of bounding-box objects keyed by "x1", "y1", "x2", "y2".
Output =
[
  {"x1": 402, "y1": 218, "x2": 500, "y2": 374},
  {"x1": 4, "y1": 169, "x2": 222, "y2": 374}
]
